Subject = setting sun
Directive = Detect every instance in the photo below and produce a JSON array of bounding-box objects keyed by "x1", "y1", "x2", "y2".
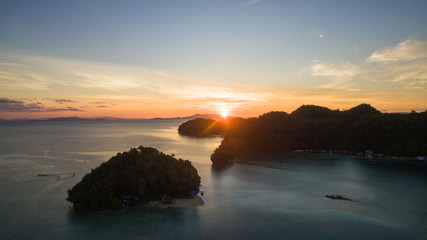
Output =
[{"x1": 220, "y1": 109, "x2": 229, "y2": 118}]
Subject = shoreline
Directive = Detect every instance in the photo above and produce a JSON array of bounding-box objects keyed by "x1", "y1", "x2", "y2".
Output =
[
  {"x1": 172, "y1": 195, "x2": 204, "y2": 208},
  {"x1": 236, "y1": 151, "x2": 425, "y2": 162},
  {"x1": 143, "y1": 195, "x2": 204, "y2": 209}
]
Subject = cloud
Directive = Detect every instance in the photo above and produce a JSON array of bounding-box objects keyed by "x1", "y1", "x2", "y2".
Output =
[
  {"x1": 365, "y1": 38, "x2": 427, "y2": 89},
  {"x1": 0, "y1": 53, "x2": 172, "y2": 92},
  {"x1": 238, "y1": 0, "x2": 261, "y2": 8},
  {"x1": 284, "y1": 87, "x2": 373, "y2": 106},
  {"x1": 309, "y1": 38, "x2": 427, "y2": 91},
  {"x1": 366, "y1": 59, "x2": 427, "y2": 88},
  {"x1": 0, "y1": 98, "x2": 83, "y2": 112},
  {"x1": 54, "y1": 98, "x2": 74, "y2": 104},
  {"x1": 160, "y1": 84, "x2": 274, "y2": 111},
  {"x1": 0, "y1": 52, "x2": 277, "y2": 115},
  {"x1": 367, "y1": 38, "x2": 427, "y2": 63},
  {"x1": 0, "y1": 98, "x2": 21, "y2": 104},
  {"x1": 0, "y1": 69, "x2": 50, "y2": 90},
  {"x1": 310, "y1": 61, "x2": 359, "y2": 88}
]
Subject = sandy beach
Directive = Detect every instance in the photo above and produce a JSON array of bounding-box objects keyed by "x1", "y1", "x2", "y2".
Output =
[
  {"x1": 172, "y1": 195, "x2": 204, "y2": 208},
  {"x1": 143, "y1": 195, "x2": 204, "y2": 209}
]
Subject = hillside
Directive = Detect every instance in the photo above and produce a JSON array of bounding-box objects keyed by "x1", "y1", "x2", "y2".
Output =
[{"x1": 176, "y1": 104, "x2": 427, "y2": 165}]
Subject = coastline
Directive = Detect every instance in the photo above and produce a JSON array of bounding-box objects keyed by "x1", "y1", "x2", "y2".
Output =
[
  {"x1": 143, "y1": 195, "x2": 205, "y2": 209},
  {"x1": 235, "y1": 151, "x2": 425, "y2": 163},
  {"x1": 172, "y1": 195, "x2": 204, "y2": 208}
]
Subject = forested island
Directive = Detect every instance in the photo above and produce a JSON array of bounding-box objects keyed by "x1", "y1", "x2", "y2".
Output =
[
  {"x1": 178, "y1": 118, "x2": 227, "y2": 137},
  {"x1": 67, "y1": 146, "x2": 201, "y2": 210},
  {"x1": 178, "y1": 104, "x2": 427, "y2": 164}
]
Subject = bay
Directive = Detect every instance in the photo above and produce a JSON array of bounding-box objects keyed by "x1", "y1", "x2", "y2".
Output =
[{"x1": 0, "y1": 120, "x2": 426, "y2": 239}]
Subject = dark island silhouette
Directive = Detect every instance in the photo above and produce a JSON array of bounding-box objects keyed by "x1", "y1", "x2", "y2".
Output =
[
  {"x1": 67, "y1": 146, "x2": 201, "y2": 210},
  {"x1": 178, "y1": 118, "x2": 227, "y2": 137},
  {"x1": 178, "y1": 104, "x2": 427, "y2": 165}
]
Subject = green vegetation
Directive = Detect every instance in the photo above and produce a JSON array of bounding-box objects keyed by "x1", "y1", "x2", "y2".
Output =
[
  {"x1": 67, "y1": 146, "x2": 200, "y2": 210},
  {"x1": 178, "y1": 118, "x2": 227, "y2": 137},
  {"x1": 179, "y1": 104, "x2": 427, "y2": 164}
]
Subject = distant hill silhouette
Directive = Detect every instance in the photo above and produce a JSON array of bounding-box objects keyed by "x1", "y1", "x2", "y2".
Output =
[
  {"x1": 47, "y1": 117, "x2": 104, "y2": 121},
  {"x1": 1, "y1": 113, "x2": 223, "y2": 122},
  {"x1": 187, "y1": 113, "x2": 223, "y2": 120},
  {"x1": 29, "y1": 117, "x2": 105, "y2": 122},
  {"x1": 149, "y1": 113, "x2": 223, "y2": 121}
]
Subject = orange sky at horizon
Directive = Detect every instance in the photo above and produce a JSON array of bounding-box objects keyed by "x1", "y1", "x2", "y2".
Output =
[
  {"x1": 2, "y1": 94, "x2": 424, "y2": 120},
  {"x1": 1, "y1": 49, "x2": 426, "y2": 120},
  {"x1": 1, "y1": 2, "x2": 427, "y2": 120}
]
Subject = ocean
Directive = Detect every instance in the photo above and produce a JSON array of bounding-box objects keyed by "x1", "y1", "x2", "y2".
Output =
[{"x1": 0, "y1": 119, "x2": 426, "y2": 239}]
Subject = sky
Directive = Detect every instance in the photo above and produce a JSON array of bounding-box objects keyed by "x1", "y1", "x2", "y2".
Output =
[{"x1": 1, "y1": 0, "x2": 427, "y2": 119}]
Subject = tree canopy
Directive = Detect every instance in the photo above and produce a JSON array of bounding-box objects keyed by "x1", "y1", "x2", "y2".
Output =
[
  {"x1": 178, "y1": 118, "x2": 227, "y2": 137},
  {"x1": 67, "y1": 146, "x2": 200, "y2": 210},
  {"x1": 177, "y1": 104, "x2": 427, "y2": 164}
]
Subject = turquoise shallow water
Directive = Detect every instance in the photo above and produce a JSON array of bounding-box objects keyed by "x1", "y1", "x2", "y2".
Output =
[{"x1": 0, "y1": 120, "x2": 426, "y2": 239}]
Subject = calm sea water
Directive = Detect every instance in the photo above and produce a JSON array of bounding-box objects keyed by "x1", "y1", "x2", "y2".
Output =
[{"x1": 0, "y1": 120, "x2": 426, "y2": 239}]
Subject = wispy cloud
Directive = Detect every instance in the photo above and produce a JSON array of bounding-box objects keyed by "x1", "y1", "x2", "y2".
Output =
[
  {"x1": 160, "y1": 84, "x2": 274, "y2": 111},
  {"x1": 0, "y1": 52, "x2": 277, "y2": 115},
  {"x1": 367, "y1": 38, "x2": 427, "y2": 63},
  {"x1": 283, "y1": 87, "x2": 373, "y2": 106},
  {"x1": 366, "y1": 58, "x2": 427, "y2": 88},
  {"x1": 0, "y1": 98, "x2": 83, "y2": 112},
  {"x1": 310, "y1": 61, "x2": 359, "y2": 89},
  {"x1": 365, "y1": 38, "x2": 427, "y2": 89},
  {"x1": 309, "y1": 38, "x2": 427, "y2": 91},
  {"x1": 238, "y1": 0, "x2": 261, "y2": 8},
  {"x1": 54, "y1": 98, "x2": 74, "y2": 104},
  {"x1": 0, "y1": 53, "x2": 170, "y2": 92},
  {"x1": 0, "y1": 69, "x2": 51, "y2": 90}
]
